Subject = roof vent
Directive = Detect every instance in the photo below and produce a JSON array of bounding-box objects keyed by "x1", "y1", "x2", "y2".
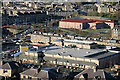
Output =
[
  {"x1": 86, "y1": 52, "x2": 90, "y2": 53},
  {"x1": 77, "y1": 48, "x2": 79, "y2": 50}
]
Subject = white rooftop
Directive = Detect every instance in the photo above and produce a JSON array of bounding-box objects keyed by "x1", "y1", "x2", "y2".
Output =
[
  {"x1": 39, "y1": 46, "x2": 103, "y2": 58},
  {"x1": 64, "y1": 39, "x2": 95, "y2": 45}
]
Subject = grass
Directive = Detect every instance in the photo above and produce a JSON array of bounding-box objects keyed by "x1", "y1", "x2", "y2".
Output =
[{"x1": 60, "y1": 28, "x2": 111, "y2": 38}]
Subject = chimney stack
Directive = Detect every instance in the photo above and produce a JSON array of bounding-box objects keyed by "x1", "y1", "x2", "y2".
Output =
[
  {"x1": 0, "y1": 60, "x2": 5, "y2": 66},
  {"x1": 36, "y1": 66, "x2": 42, "y2": 73},
  {"x1": 57, "y1": 67, "x2": 60, "y2": 73},
  {"x1": 93, "y1": 66, "x2": 98, "y2": 72}
]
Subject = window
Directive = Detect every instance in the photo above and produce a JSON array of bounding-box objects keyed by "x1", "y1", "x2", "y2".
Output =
[
  {"x1": 38, "y1": 78, "x2": 41, "y2": 80},
  {"x1": 3, "y1": 69, "x2": 8, "y2": 73},
  {"x1": 28, "y1": 76, "x2": 32, "y2": 80},
  {"x1": 23, "y1": 76, "x2": 26, "y2": 78}
]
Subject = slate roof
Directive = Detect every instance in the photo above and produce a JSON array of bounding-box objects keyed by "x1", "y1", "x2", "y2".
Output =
[
  {"x1": 20, "y1": 68, "x2": 58, "y2": 79},
  {"x1": 2, "y1": 61, "x2": 20, "y2": 70},
  {"x1": 74, "y1": 68, "x2": 116, "y2": 80}
]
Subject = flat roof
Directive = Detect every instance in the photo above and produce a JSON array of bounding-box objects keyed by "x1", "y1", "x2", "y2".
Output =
[
  {"x1": 60, "y1": 19, "x2": 93, "y2": 23},
  {"x1": 64, "y1": 39, "x2": 96, "y2": 45},
  {"x1": 39, "y1": 46, "x2": 103, "y2": 58},
  {"x1": 54, "y1": 39, "x2": 96, "y2": 45}
]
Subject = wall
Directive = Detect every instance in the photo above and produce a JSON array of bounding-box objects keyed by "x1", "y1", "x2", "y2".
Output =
[
  {"x1": 59, "y1": 21, "x2": 83, "y2": 29},
  {"x1": 20, "y1": 46, "x2": 29, "y2": 53},
  {"x1": 0, "y1": 69, "x2": 11, "y2": 77},
  {"x1": 44, "y1": 53, "x2": 99, "y2": 69},
  {"x1": 99, "y1": 53, "x2": 120, "y2": 68}
]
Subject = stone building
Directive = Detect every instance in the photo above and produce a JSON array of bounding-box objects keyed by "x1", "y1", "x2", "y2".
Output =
[
  {"x1": 59, "y1": 18, "x2": 115, "y2": 30},
  {"x1": 41, "y1": 46, "x2": 120, "y2": 69},
  {"x1": 20, "y1": 68, "x2": 58, "y2": 80},
  {"x1": 0, "y1": 61, "x2": 21, "y2": 78},
  {"x1": 74, "y1": 68, "x2": 115, "y2": 80},
  {"x1": 59, "y1": 19, "x2": 90, "y2": 29},
  {"x1": 95, "y1": 3, "x2": 116, "y2": 13},
  {"x1": 18, "y1": 51, "x2": 44, "y2": 65},
  {"x1": 112, "y1": 25, "x2": 120, "y2": 40},
  {"x1": 30, "y1": 34, "x2": 98, "y2": 49},
  {"x1": 2, "y1": 9, "x2": 48, "y2": 25}
]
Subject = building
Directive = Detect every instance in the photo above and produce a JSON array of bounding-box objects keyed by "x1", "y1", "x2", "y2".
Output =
[
  {"x1": 18, "y1": 51, "x2": 44, "y2": 65},
  {"x1": 112, "y1": 25, "x2": 120, "y2": 40},
  {"x1": 0, "y1": 61, "x2": 21, "y2": 78},
  {"x1": 20, "y1": 68, "x2": 58, "y2": 80},
  {"x1": 2, "y1": 9, "x2": 48, "y2": 25},
  {"x1": 30, "y1": 33, "x2": 63, "y2": 44},
  {"x1": 53, "y1": 39, "x2": 98, "y2": 49},
  {"x1": 41, "y1": 45, "x2": 120, "y2": 69},
  {"x1": 59, "y1": 19, "x2": 91, "y2": 29},
  {"x1": 31, "y1": 33, "x2": 98, "y2": 49},
  {"x1": 114, "y1": 63, "x2": 120, "y2": 69},
  {"x1": 59, "y1": 18, "x2": 115, "y2": 29},
  {"x1": 74, "y1": 68, "x2": 115, "y2": 80},
  {"x1": 95, "y1": 3, "x2": 116, "y2": 13},
  {"x1": 20, "y1": 45, "x2": 29, "y2": 53}
]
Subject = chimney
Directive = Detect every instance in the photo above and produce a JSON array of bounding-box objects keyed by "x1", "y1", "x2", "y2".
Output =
[
  {"x1": 0, "y1": 60, "x2": 5, "y2": 66},
  {"x1": 93, "y1": 66, "x2": 98, "y2": 72},
  {"x1": 36, "y1": 66, "x2": 42, "y2": 73},
  {"x1": 116, "y1": 70, "x2": 120, "y2": 76},
  {"x1": 19, "y1": 60, "x2": 22, "y2": 64},
  {"x1": 57, "y1": 67, "x2": 60, "y2": 73}
]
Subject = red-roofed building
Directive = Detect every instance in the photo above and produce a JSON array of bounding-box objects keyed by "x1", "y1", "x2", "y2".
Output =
[
  {"x1": 59, "y1": 19, "x2": 115, "y2": 30},
  {"x1": 59, "y1": 19, "x2": 92, "y2": 29}
]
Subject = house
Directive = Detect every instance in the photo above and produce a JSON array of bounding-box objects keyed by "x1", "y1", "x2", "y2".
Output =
[
  {"x1": 20, "y1": 68, "x2": 58, "y2": 80},
  {"x1": 95, "y1": 3, "x2": 116, "y2": 13},
  {"x1": 74, "y1": 68, "x2": 116, "y2": 80},
  {"x1": 0, "y1": 61, "x2": 21, "y2": 78},
  {"x1": 112, "y1": 25, "x2": 120, "y2": 40},
  {"x1": 18, "y1": 50, "x2": 44, "y2": 65}
]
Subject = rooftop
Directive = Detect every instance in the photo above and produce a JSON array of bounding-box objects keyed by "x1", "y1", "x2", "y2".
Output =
[
  {"x1": 20, "y1": 68, "x2": 58, "y2": 79},
  {"x1": 60, "y1": 19, "x2": 93, "y2": 23},
  {"x1": 39, "y1": 46, "x2": 103, "y2": 58},
  {"x1": 40, "y1": 46, "x2": 119, "y2": 60},
  {"x1": 2, "y1": 61, "x2": 20, "y2": 70},
  {"x1": 60, "y1": 18, "x2": 114, "y2": 23},
  {"x1": 85, "y1": 51, "x2": 119, "y2": 60},
  {"x1": 54, "y1": 39, "x2": 97, "y2": 45},
  {"x1": 74, "y1": 68, "x2": 115, "y2": 80}
]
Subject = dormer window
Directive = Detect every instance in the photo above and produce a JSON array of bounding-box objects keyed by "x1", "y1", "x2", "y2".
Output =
[{"x1": 3, "y1": 69, "x2": 8, "y2": 73}]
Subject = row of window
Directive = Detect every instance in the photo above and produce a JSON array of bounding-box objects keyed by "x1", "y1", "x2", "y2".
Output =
[{"x1": 23, "y1": 75, "x2": 41, "y2": 80}]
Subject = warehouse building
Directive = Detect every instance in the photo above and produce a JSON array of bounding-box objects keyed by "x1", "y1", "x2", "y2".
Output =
[{"x1": 40, "y1": 46, "x2": 120, "y2": 69}]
